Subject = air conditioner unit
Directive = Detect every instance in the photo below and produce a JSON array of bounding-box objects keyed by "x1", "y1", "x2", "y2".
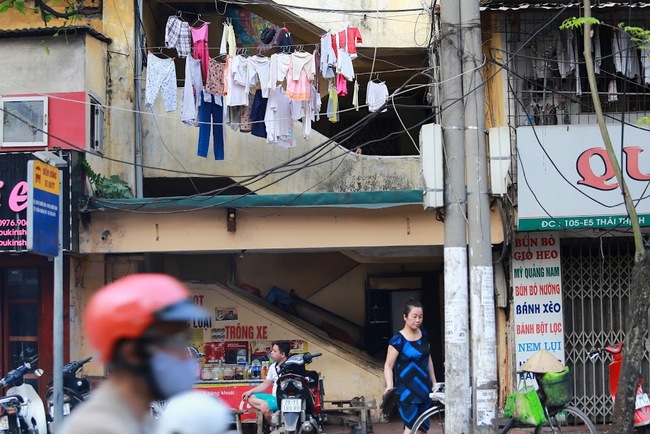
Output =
[
  {"x1": 488, "y1": 126, "x2": 511, "y2": 196},
  {"x1": 420, "y1": 123, "x2": 443, "y2": 209}
]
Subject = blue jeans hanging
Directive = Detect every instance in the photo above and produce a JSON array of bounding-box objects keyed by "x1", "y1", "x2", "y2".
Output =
[{"x1": 197, "y1": 92, "x2": 224, "y2": 160}]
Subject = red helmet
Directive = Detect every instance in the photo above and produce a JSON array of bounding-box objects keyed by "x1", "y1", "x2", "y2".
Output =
[{"x1": 85, "y1": 274, "x2": 207, "y2": 362}]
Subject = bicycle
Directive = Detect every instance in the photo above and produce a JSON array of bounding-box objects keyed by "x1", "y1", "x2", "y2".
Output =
[{"x1": 410, "y1": 379, "x2": 597, "y2": 433}]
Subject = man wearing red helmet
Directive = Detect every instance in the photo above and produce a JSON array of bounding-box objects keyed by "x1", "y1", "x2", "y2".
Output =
[{"x1": 60, "y1": 273, "x2": 209, "y2": 434}]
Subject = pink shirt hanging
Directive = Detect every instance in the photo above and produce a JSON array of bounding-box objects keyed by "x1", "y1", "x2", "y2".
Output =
[{"x1": 191, "y1": 22, "x2": 210, "y2": 82}]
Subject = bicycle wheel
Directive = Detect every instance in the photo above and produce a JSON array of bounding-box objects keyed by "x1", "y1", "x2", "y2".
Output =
[
  {"x1": 410, "y1": 405, "x2": 445, "y2": 434},
  {"x1": 533, "y1": 405, "x2": 597, "y2": 434}
]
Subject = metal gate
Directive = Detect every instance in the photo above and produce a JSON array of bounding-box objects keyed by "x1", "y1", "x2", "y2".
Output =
[{"x1": 561, "y1": 237, "x2": 650, "y2": 423}]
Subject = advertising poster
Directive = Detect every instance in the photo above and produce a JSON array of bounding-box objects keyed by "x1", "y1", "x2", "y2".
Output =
[
  {"x1": 216, "y1": 307, "x2": 239, "y2": 321},
  {"x1": 512, "y1": 232, "x2": 564, "y2": 377}
]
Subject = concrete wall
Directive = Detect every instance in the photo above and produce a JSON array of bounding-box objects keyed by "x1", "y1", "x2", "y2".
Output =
[
  {"x1": 79, "y1": 205, "x2": 505, "y2": 253},
  {"x1": 276, "y1": 0, "x2": 432, "y2": 49},
  {"x1": 69, "y1": 263, "x2": 386, "y2": 418},
  {"x1": 141, "y1": 92, "x2": 423, "y2": 194}
]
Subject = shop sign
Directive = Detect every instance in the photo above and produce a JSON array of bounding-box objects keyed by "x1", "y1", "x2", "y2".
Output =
[
  {"x1": 0, "y1": 154, "x2": 32, "y2": 252},
  {"x1": 517, "y1": 125, "x2": 650, "y2": 230},
  {"x1": 512, "y1": 232, "x2": 564, "y2": 377}
]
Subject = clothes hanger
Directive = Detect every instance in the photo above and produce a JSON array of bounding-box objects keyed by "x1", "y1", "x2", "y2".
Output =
[
  {"x1": 192, "y1": 13, "x2": 210, "y2": 27},
  {"x1": 372, "y1": 73, "x2": 382, "y2": 83},
  {"x1": 150, "y1": 47, "x2": 172, "y2": 60}
]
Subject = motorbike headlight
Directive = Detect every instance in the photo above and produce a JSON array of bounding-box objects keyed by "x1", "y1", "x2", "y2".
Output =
[{"x1": 280, "y1": 379, "x2": 303, "y2": 390}]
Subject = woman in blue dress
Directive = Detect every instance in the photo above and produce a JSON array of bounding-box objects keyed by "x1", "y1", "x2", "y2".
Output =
[{"x1": 383, "y1": 298, "x2": 437, "y2": 434}]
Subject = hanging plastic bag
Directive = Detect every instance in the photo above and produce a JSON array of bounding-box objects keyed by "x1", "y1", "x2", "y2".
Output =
[{"x1": 504, "y1": 383, "x2": 546, "y2": 426}]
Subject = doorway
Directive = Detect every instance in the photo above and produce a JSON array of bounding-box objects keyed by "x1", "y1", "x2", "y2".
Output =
[
  {"x1": 0, "y1": 256, "x2": 55, "y2": 396},
  {"x1": 364, "y1": 273, "x2": 444, "y2": 379}
]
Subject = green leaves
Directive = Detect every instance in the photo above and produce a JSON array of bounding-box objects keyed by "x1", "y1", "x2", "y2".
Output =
[
  {"x1": 82, "y1": 158, "x2": 134, "y2": 199},
  {"x1": 0, "y1": 0, "x2": 12, "y2": 13},
  {"x1": 559, "y1": 17, "x2": 601, "y2": 30}
]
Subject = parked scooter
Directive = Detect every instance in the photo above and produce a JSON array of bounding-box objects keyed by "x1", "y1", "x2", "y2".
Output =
[
  {"x1": 45, "y1": 356, "x2": 92, "y2": 432},
  {"x1": 589, "y1": 342, "x2": 650, "y2": 428},
  {"x1": 0, "y1": 353, "x2": 47, "y2": 434},
  {"x1": 271, "y1": 352, "x2": 323, "y2": 434}
]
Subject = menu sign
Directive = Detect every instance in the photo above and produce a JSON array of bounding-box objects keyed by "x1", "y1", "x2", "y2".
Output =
[{"x1": 512, "y1": 232, "x2": 565, "y2": 377}]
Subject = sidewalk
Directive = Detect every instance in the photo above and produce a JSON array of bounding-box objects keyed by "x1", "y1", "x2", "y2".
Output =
[{"x1": 322, "y1": 419, "x2": 613, "y2": 434}]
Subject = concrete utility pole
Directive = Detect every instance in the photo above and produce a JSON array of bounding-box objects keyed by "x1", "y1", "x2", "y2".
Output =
[
  {"x1": 439, "y1": 1, "x2": 471, "y2": 433},
  {"x1": 460, "y1": 0, "x2": 498, "y2": 431}
]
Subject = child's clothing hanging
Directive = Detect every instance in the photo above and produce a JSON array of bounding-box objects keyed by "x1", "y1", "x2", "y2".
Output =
[
  {"x1": 205, "y1": 59, "x2": 227, "y2": 96},
  {"x1": 180, "y1": 55, "x2": 203, "y2": 125},
  {"x1": 367, "y1": 80, "x2": 389, "y2": 113},
  {"x1": 331, "y1": 26, "x2": 363, "y2": 59},
  {"x1": 286, "y1": 52, "x2": 315, "y2": 101},
  {"x1": 191, "y1": 22, "x2": 211, "y2": 81},
  {"x1": 250, "y1": 89, "x2": 268, "y2": 139},
  {"x1": 247, "y1": 56, "x2": 271, "y2": 97},
  {"x1": 320, "y1": 32, "x2": 336, "y2": 79},
  {"x1": 220, "y1": 22, "x2": 237, "y2": 57},
  {"x1": 265, "y1": 86, "x2": 294, "y2": 147},
  {"x1": 165, "y1": 15, "x2": 191, "y2": 58},
  {"x1": 197, "y1": 92, "x2": 224, "y2": 160},
  {"x1": 145, "y1": 53, "x2": 177, "y2": 112},
  {"x1": 276, "y1": 27, "x2": 295, "y2": 53}
]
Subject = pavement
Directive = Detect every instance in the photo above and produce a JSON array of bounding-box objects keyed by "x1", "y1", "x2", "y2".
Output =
[{"x1": 321, "y1": 418, "x2": 614, "y2": 434}]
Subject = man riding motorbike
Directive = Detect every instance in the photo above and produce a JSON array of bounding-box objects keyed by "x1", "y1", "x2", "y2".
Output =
[{"x1": 60, "y1": 273, "x2": 209, "y2": 434}]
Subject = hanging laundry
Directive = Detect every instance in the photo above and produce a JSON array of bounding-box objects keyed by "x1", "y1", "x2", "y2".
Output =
[
  {"x1": 145, "y1": 53, "x2": 177, "y2": 112},
  {"x1": 612, "y1": 29, "x2": 640, "y2": 79},
  {"x1": 180, "y1": 55, "x2": 203, "y2": 125},
  {"x1": 220, "y1": 22, "x2": 237, "y2": 57},
  {"x1": 276, "y1": 27, "x2": 295, "y2": 53},
  {"x1": 334, "y1": 31, "x2": 355, "y2": 96},
  {"x1": 331, "y1": 26, "x2": 363, "y2": 59},
  {"x1": 265, "y1": 85, "x2": 294, "y2": 147},
  {"x1": 250, "y1": 90, "x2": 268, "y2": 139},
  {"x1": 227, "y1": 55, "x2": 251, "y2": 107},
  {"x1": 327, "y1": 83, "x2": 339, "y2": 123},
  {"x1": 301, "y1": 85, "x2": 322, "y2": 138},
  {"x1": 367, "y1": 80, "x2": 389, "y2": 113},
  {"x1": 240, "y1": 93, "x2": 255, "y2": 133},
  {"x1": 247, "y1": 55, "x2": 271, "y2": 97},
  {"x1": 197, "y1": 91, "x2": 224, "y2": 160},
  {"x1": 267, "y1": 53, "x2": 291, "y2": 92},
  {"x1": 286, "y1": 51, "x2": 315, "y2": 101},
  {"x1": 165, "y1": 15, "x2": 191, "y2": 58},
  {"x1": 352, "y1": 79, "x2": 359, "y2": 111},
  {"x1": 205, "y1": 59, "x2": 227, "y2": 96},
  {"x1": 191, "y1": 22, "x2": 211, "y2": 82},
  {"x1": 320, "y1": 32, "x2": 336, "y2": 79}
]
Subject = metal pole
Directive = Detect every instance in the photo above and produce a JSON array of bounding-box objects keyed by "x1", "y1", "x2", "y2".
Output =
[
  {"x1": 460, "y1": 0, "x2": 498, "y2": 431},
  {"x1": 439, "y1": 1, "x2": 471, "y2": 432},
  {"x1": 53, "y1": 165, "x2": 64, "y2": 426},
  {"x1": 134, "y1": 0, "x2": 144, "y2": 198}
]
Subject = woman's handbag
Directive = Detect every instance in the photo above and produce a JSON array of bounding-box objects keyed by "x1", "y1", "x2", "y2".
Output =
[
  {"x1": 380, "y1": 388, "x2": 399, "y2": 416},
  {"x1": 503, "y1": 381, "x2": 547, "y2": 426}
]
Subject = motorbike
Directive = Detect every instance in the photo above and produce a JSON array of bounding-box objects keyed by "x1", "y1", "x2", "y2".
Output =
[
  {"x1": 272, "y1": 352, "x2": 323, "y2": 434},
  {"x1": 0, "y1": 353, "x2": 47, "y2": 434},
  {"x1": 590, "y1": 342, "x2": 650, "y2": 428},
  {"x1": 45, "y1": 356, "x2": 92, "y2": 431}
]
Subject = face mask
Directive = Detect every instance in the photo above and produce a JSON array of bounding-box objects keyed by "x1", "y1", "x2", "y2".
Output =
[{"x1": 149, "y1": 350, "x2": 198, "y2": 399}]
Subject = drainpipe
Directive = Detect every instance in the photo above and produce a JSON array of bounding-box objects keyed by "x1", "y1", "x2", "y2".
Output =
[{"x1": 133, "y1": 0, "x2": 144, "y2": 198}]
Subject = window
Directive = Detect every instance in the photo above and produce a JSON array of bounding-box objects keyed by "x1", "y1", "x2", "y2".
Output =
[
  {"x1": 0, "y1": 96, "x2": 48, "y2": 147},
  {"x1": 89, "y1": 96, "x2": 105, "y2": 153}
]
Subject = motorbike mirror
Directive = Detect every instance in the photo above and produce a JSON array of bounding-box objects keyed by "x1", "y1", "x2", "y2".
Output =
[{"x1": 34, "y1": 369, "x2": 44, "y2": 377}]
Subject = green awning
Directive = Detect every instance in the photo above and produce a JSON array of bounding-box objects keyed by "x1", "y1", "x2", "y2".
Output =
[{"x1": 84, "y1": 190, "x2": 424, "y2": 212}]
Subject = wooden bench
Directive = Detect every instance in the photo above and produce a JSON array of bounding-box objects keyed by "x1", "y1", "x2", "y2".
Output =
[{"x1": 322, "y1": 398, "x2": 377, "y2": 434}]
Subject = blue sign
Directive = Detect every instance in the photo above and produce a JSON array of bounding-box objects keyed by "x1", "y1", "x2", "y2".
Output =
[{"x1": 27, "y1": 160, "x2": 60, "y2": 257}]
